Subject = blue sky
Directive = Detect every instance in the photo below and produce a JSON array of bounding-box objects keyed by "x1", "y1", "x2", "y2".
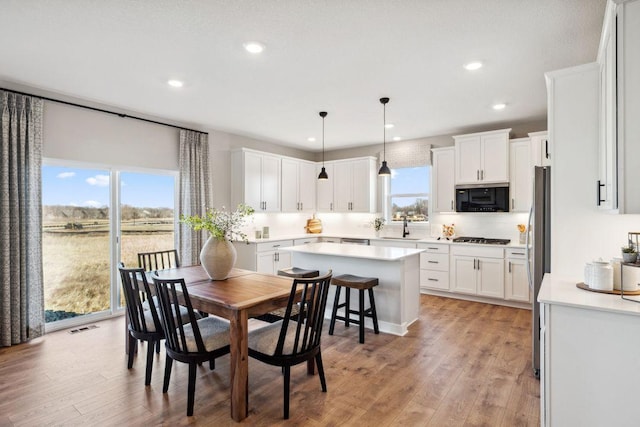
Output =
[
  {"x1": 390, "y1": 166, "x2": 430, "y2": 206},
  {"x1": 42, "y1": 166, "x2": 175, "y2": 208}
]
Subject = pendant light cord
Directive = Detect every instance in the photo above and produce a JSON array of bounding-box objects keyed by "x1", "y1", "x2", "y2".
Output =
[
  {"x1": 322, "y1": 114, "x2": 325, "y2": 166},
  {"x1": 383, "y1": 101, "x2": 386, "y2": 159}
]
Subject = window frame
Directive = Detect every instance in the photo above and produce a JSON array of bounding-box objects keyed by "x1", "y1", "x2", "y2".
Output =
[{"x1": 383, "y1": 164, "x2": 431, "y2": 224}]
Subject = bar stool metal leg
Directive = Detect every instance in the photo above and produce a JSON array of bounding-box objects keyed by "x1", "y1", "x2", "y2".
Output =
[{"x1": 344, "y1": 288, "x2": 351, "y2": 327}]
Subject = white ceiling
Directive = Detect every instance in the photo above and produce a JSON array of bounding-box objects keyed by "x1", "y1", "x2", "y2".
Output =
[{"x1": 0, "y1": 0, "x2": 606, "y2": 151}]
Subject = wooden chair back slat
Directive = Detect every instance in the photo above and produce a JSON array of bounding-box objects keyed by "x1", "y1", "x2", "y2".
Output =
[{"x1": 138, "y1": 249, "x2": 180, "y2": 272}]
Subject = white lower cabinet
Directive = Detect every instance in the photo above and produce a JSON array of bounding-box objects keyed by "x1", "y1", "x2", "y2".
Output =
[
  {"x1": 505, "y1": 248, "x2": 531, "y2": 302},
  {"x1": 234, "y1": 239, "x2": 293, "y2": 274},
  {"x1": 418, "y1": 243, "x2": 450, "y2": 291},
  {"x1": 450, "y1": 245, "x2": 504, "y2": 298}
]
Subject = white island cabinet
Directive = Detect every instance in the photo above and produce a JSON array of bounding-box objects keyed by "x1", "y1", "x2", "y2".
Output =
[
  {"x1": 282, "y1": 242, "x2": 422, "y2": 336},
  {"x1": 539, "y1": 274, "x2": 640, "y2": 427}
]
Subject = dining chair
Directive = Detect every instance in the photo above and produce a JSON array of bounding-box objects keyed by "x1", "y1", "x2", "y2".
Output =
[
  {"x1": 151, "y1": 275, "x2": 231, "y2": 417},
  {"x1": 118, "y1": 263, "x2": 165, "y2": 386},
  {"x1": 247, "y1": 271, "x2": 332, "y2": 419},
  {"x1": 138, "y1": 249, "x2": 180, "y2": 271}
]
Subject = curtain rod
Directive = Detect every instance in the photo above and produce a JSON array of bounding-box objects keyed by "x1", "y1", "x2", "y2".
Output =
[{"x1": 1, "y1": 86, "x2": 207, "y2": 134}]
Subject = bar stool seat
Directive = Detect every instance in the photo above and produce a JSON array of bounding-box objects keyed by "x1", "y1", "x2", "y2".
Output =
[
  {"x1": 277, "y1": 267, "x2": 320, "y2": 278},
  {"x1": 329, "y1": 274, "x2": 380, "y2": 344}
]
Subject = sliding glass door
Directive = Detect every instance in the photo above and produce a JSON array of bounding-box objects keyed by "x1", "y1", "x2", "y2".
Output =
[{"x1": 42, "y1": 162, "x2": 176, "y2": 330}]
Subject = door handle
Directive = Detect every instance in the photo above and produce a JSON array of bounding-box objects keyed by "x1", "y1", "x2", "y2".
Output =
[
  {"x1": 428, "y1": 278, "x2": 439, "y2": 282},
  {"x1": 509, "y1": 261, "x2": 512, "y2": 273},
  {"x1": 597, "y1": 180, "x2": 605, "y2": 206},
  {"x1": 428, "y1": 261, "x2": 439, "y2": 264},
  {"x1": 473, "y1": 259, "x2": 477, "y2": 270},
  {"x1": 477, "y1": 170, "x2": 480, "y2": 181},
  {"x1": 451, "y1": 200, "x2": 454, "y2": 211},
  {"x1": 512, "y1": 198, "x2": 515, "y2": 210},
  {"x1": 545, "y1": 139, "x2": 549, "y2": 159},
  {"x1": 481, "y1": 170, "x2": 484, "y2": 180}
]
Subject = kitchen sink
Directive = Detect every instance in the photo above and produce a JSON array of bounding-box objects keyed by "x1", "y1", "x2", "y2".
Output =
[{"x1": 382, "y1": 237, "x2": 421, "y2": 241}]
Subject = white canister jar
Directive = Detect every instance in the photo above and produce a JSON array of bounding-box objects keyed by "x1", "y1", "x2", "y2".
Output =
[
  {"x1": 612, "y1": 258, "x2": 622, "y2": 290},
  {"x1": 621, "y1": 264, "x2": 640, "y2": 291},
  {"x1": 591, "y1": 261, "x2": 613, "y2": 291},
  {"x1": 584, "y1": 262, "x2": 593, "y2": 286}
]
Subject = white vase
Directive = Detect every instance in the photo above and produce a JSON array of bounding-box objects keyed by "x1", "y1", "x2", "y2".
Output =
[{"x1": 200, "y1": 237, "x2": 237, "y2": 280}]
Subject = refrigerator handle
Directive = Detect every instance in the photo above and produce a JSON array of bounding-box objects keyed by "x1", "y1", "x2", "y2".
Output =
[{"x1": 526, "y1": 203, "x2": 534, "y2": 290}]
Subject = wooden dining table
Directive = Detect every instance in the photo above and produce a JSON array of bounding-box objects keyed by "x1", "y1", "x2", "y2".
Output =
[{"x1": 150, "y1": 266, "x2": 297, "y2": 422}]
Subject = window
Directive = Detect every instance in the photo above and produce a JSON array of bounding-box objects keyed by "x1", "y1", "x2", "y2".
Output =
[
  {"x1": 42, "y1": 162, "x2": 176, "y2": 329},
  {"x1": 385, "y1": 165, "x2": 430, "y2": 223}
]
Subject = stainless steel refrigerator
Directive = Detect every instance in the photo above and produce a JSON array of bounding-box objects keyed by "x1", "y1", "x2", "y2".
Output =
[{"x1": 527, "y1": 166, "x2": 551, "y2": 379}]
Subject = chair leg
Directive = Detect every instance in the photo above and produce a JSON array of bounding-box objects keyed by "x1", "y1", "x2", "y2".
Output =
[
  {"x1": 145, "y1": 340, "x2": 155, "y2": 385},
  {"x1": 209, "y1": 358, "x2": 215, "y2": 370},
  {"x1": 127, "y1": 335, "x2": 136, "y2": 369},
  {"x1": 358, "y1": 289, "x2": 365, "y2": 344},
  {"x1": 283, "y1": 366, "x2": 291, "y2": 420},
  {"x1": 315, "y1": 352, "x2": 327, "y2": 392},
  {"x1": 368, "y1": 288, "x2": 380, "y2": 334},
  {"x1": 163, "y1": 357, "x2": 173, "y2": 393},
  {"x1": 155, "y1": 339, "x2": 161, "y2": 354},
  {"x1": 328, "y1": 285, "x2": 341, "y2": 335},
  {"x1": 187, "y1": 363, "x2": 197, "y2": 416}
]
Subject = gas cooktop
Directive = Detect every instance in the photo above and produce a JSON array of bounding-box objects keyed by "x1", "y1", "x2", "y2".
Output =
[{"x1": 452, "y1": 236, "x2": 511, "y2": 245}]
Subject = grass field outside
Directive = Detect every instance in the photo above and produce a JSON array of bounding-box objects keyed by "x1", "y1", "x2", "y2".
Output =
[{"x1": 43, "y1": 218, "x2": 174, "y2": 322}]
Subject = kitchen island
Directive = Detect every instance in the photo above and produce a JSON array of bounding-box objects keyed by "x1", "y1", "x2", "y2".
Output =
[
  {"x1": 282, "y1": 242, "x2": 423, "y2": 336},
  {"x1": 538, "y1": 274, "x2": 640, "y2": 427}
]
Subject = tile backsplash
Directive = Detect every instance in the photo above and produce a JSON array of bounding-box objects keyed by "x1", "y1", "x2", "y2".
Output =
[{"x1": 242, "y1": 211, "x2": 530, "y2": 243}]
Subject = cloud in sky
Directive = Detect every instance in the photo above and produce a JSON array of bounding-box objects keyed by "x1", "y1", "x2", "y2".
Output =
[
  {"x1": 57, "y1": 171, "x2": 75, "y2": 179},
  {"x1": 86, "y1": 175, "x2": 109, "y2": 187},
  {"x1": 84, "y1": 200, "x2": 103, "y2": 208}
]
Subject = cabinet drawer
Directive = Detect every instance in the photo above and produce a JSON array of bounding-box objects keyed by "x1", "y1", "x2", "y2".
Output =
[
  {"x1": 506, "y1": 248, "x2": 527, "y2": 259},
  {"x1": 294, "y1": 237, "x2": 318, "y2": 245},
  {"x1": 420, "y1": 253, "x2": 449, "y2": 272},
  {"x1": 416, "y1": 242, "x2": 450, "y2": 254},
  {"x1": 450, "y1": 244, "x2": 504, "y2": 258},
  {"x1": 420, "y1": 270, "x2": 449, "y2": 290},
  {"x1": 256, "y1": 240, "x2": 293, "y2": 252}
]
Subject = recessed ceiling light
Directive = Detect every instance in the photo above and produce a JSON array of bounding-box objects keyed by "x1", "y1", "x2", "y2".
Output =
[
  {"x1": 307, "y1": 137, "x2": 316, "y2": 142},
  {"x1": 243, "y1": 42, "x2": 265, "y2": 54},
  {"x1": 393, "y1": 136, "x2": 401, "y2": 141},
  {"x1": 167, "y1": 79, "x2": 183, "y2": 88},
  {"x1": 464, "y1": 61, "x2": 483, "y2": 71},
  {"x1": 493, "y1": 103, "x2": 507, "y2": 110},
  {"x1": 385, "y1": 123, "x2": 395, "y2": 129}
]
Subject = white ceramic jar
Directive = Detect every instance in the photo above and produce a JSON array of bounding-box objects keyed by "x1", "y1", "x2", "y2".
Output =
[{"x1": 591, "y1": 261, "x2": 613, "y2": 291}]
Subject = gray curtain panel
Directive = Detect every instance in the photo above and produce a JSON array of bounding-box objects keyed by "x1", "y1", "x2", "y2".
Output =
[
  {"x1": 0, "y1": 91, "x2": 45, "y2": 346},
  {"x1": 177, "y1": 130, "x2": 211, "y2": 266}
]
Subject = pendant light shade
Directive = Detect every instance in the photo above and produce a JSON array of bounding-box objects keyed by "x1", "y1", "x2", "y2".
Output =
[
  {"x1": 378, "y1": 97, "x2": 391, "y2": 176},
  {"x1": 318, "y1": 111, "x2": 329, "y2": 180}
]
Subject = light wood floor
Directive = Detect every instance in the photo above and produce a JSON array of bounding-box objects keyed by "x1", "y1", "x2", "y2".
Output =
[{"x1": 0, "y1": 295, "x2": 539, "y2": 426}]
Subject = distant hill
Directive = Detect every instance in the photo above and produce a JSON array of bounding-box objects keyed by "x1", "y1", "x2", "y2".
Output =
[{"x1": 43, "y1": 205, "x2": 173, "y2": 221}]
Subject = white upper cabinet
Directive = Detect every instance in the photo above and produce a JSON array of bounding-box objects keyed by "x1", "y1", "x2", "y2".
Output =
[
  {"x1": 431, "y1": 147, "x2": 455, "y2": 213},
  {"x1": 529, "y1": 131, "x2": 550, "y2": 167},
  {"x1": 281, "y1": 158, "x2": 316, "y2": 212},
  {"x1": 509, "y1": 138, "x2": 532, "y2": 212},
  {"x1": 231, "y1": 149, "x2": 281, "y2": 212},
  {"x1": 316, "y1": 162, "x2": 335, "y2": 212},
  {"x1": 454, "y1": 128, "x2": 511, "y2": 185},
  {"x1": 329, "y1": 157, "x2": 377, "y2": 213}
]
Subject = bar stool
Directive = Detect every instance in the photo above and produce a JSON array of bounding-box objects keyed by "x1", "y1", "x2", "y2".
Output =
[
  {"x1": 329, "y1": 274, "x2": 380, "y2": 344},
  {"x1": 277, "y1": 267, "x2": 319, "y2": 278}
]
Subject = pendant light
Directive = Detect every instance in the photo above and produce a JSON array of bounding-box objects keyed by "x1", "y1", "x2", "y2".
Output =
[
  {"x1": 378, "y1": 97, "x2": 391, "y2": 176},
  {"x1": 318, "y1": 111, "x2": 329, "y2": 180}
]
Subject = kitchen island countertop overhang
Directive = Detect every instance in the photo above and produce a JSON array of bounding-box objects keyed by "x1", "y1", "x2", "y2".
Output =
[{"x1": 281, "y1": 242, "x2": 423, "y2": 336}]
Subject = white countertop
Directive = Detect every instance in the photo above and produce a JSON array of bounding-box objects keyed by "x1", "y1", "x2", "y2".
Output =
[
  {"x1": 244, "y1": 232, "x2": 527, "y2": 249},
  {"x1": 538, "y1": 273, "x2": 640, "y2": 316},
  {"x1": 281, "y1": 242, "x2": 423, "y2": 261}
]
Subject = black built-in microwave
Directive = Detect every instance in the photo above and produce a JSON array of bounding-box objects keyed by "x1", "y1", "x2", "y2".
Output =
[{"x1": 455, "y1": 185, "x2": 510, "y2": 212}]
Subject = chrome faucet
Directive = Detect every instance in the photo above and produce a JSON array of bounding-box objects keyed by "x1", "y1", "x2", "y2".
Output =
[{"x1": 402, "y1": 217, "x2": 410, "y2": 238}]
